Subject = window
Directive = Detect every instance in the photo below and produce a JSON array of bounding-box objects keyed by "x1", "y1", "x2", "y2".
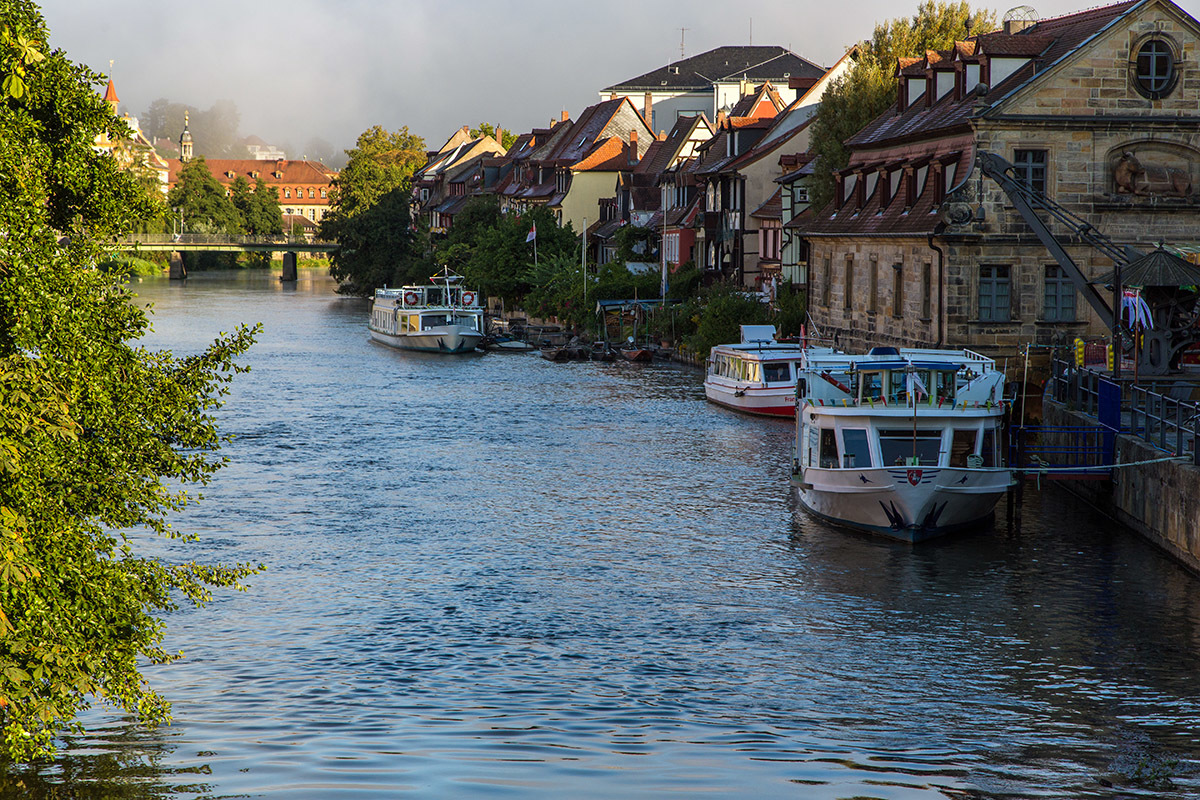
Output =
[
  {"x1": 819, "y1": 429, "x2": 838, "y2": 468},
  {"x1": 868, "y1": 259, "x2": 879, "y2": 312},
  {"x1": 979, "y1": 265, "x2": 1011, "y2": 322},
  {"x1": 1044, "y1": 265, "x2": 1076, "y2": 322},
  {"x1": 879, "y1": 430, "x2": 941, "y2": 466},
  {"x1": 794, "y1": 185, "x2": 809, "y2": 204},
  {"x1": 1134, "y1": 38, "x2": 1177, "y2": 99},
  {"x1": 284, "y1": 189, "x2": 291, "y2": 198},
  {"x1": 823, "y1": 257, "x2": 832, "y2": 307},
  {"x1": 844, "y1": 256, "x2": 854, "y2": 310},
  {"x1": 949, "y1": 430, "x2": 977, "y2": 467},
  {"x1": 922, "y1": 262, "x2": 932, "y2": 319},
  {"x1": 841, "y1": 429, "x2": 872, "y2": 468},
  {"x1": 1013, "y1": 149, "x2": 1047, "y2": 196},
  {"x1": 763, "y1": 363, "x2": 791, "y2": 383},
  {"x1": 892, "y1": 264, "x2": 903, "y2": 318}
]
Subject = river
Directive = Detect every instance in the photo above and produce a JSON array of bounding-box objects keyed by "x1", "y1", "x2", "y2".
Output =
[{"x1": 12, "y1": 269, "x2": 1200, "y2": 798}]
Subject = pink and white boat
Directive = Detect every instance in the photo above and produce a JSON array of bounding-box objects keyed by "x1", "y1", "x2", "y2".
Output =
[{"x1": 704, "y1": 325, "x2": 805, "y2": 417}]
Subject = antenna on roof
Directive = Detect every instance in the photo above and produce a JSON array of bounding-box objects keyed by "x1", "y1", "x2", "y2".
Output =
[
  {"x1": 679, "y1": 27, "x2": 688, "y2": 60},
  {"x1": 749, "y1": 18, "x2": 753, "y2": 46}
]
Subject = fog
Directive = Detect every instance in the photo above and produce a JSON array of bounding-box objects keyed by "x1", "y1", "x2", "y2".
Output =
[{"x1": 37, "y1": 0, "x2": 1110, "y2": 160}]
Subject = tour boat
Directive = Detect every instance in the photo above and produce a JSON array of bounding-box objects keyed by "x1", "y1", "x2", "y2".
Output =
[
  {"x1": 793, "y1": 345, "x2": 1014, "y2": 543},
  {"x1": 368, "y1": 267, "x2": 484, "y2": 354},
  {"x1": 704, "y1": 325, "x2": 806, "y2": 417}
]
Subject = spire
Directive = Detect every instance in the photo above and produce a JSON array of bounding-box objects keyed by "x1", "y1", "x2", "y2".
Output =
[
  {"x1": 103, "y1": 78, "x2": 119, "y2": 110},
  {"x1": 179, "y1": 111, "x2": 194, "y2": 162}
]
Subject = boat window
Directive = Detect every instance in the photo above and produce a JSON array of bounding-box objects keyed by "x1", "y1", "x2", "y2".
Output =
[
  {"x1": 879, "y1": 429, "x2": 941, "y2": 466},
  {"x1": 888, "y1": 371, "x2": 908, "y2": 405},
  {"x1": 748, "y1": 362, "x2": 761, "y2": 383},
  {"x1": 452, "y1": 314, "x2": 478, "y2": 329},
  {"x1": 980, "y1": 429, "x2": 997, "y2": 467},
  {"x1": 841, "y1": 428, "x2": 872, "y2": 468},
  {"x1": 805, "y1": 424, "x2": 818, "y2": 467},
  {"x1": 861, "y1": 371, "x2": 884, "y2": 402},
  {"x1": 819, "y1": 429, "x2": 838, "y2": 468},
  {"x1": 934, "y1": 370, "x2": 956, "y2": 403},
  {"x1": 763, "y1": 362, "x2": 791, "y2": 383},
  {"x1": 949, "y1": 429, "x2": 977, "y2": 467}
]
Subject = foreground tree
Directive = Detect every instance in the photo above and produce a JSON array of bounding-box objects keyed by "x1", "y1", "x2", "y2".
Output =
[
  {"x1": 320, "y1": 125, "x2": 428, "y2": 294},
  {"x1": 808, "y1": 1, "x2": 996, "y2": 210},
  {"x1": 0, "y1": 0, "x2": 259, "y2": 760}
]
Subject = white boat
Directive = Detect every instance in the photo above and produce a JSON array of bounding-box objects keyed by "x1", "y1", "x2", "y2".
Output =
[
  {"x1": 368, "y1": 268, "x2": 484, "y2": 354},
  {"x1": 704, "y1": 325, "x2": 806, "y2": 417},
  {"x1": 792, "y1": 345, "x2": 1014, "y2": 543}
]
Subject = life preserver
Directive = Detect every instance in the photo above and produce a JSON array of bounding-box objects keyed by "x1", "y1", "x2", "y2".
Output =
[
  {"x1": 461, "y1": 291, "x2": 476, "y2": 306},
  {"x1": 403, "y1": 291, "x2": 419, "y2": 306}
]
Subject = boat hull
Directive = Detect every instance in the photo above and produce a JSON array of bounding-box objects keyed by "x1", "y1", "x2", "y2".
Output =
[
  {"x1": 792, "y1": 466, "x2": 1013, "y2": 542},
  {"x1": 704, "y1": 382, "x2": 795, "y2": 417},
  {"x1": 369, "y1": 325, "x2": 483, "y2": 354}
]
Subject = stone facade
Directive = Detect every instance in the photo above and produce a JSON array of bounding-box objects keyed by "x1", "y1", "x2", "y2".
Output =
[{"x1": 802, "y1": 0, "x2": 1200, "y2": 381}]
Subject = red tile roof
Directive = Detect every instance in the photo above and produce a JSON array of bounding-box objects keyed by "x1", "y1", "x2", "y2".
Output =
[{"x1": 167, "y1": 158, "x2": 336, "y2": 188}]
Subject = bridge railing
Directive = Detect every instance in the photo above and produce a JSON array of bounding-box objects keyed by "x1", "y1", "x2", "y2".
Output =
[{"x1": 114, "y1": 233, "x2": 337, "y2": 247}]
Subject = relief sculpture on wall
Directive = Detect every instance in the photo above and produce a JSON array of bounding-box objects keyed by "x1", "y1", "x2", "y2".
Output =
[{"x1": 1112, "y1": 148, "x2": 1195, "y2": 199}]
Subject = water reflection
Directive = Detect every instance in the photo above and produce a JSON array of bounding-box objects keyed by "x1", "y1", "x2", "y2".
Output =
[{"x1": 16, "y1": 270, "x2": 1200, "y2": 798}]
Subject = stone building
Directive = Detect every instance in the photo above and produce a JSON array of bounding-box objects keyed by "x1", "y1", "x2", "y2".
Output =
[{"x1": 797, "y1": 0, "x2": 1200, "y2": 380}]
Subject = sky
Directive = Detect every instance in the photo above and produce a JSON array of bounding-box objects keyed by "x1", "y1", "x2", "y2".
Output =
[{"x1": 36, "y1": 0, "x2": 1198, "y2": 158}]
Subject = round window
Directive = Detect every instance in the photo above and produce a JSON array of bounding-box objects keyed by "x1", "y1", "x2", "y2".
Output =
[{"x1": 1133, "y1": 37, "x2": 1178, "y2": 99}]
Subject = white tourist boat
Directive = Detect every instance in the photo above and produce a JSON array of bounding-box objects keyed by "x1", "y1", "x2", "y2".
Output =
[
  {"x1": 793, "y1": 345, "x2": 1014, "y2": 543},
  {"x1": 705, "y1": 325, "x2": 806, "y2": 417},
  {"x1": 368, "y1": 267, "x2": 484, "y2": 354}
]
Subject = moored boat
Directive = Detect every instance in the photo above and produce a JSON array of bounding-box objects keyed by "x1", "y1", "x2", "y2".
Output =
[
  {"x1": 792, "y1": 345, "x2": 1013, "y2": 543},
  {"x1": 704, "y1": 325, "x2": 806, "y2": 417},
  {"x1": 368, "y1": 267, "x2": 484, "y2": 354}
]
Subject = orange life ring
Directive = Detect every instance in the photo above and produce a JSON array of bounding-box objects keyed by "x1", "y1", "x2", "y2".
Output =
[
  {"x1": 403, "y1": 291, "x2": 419, "y2": 305},
  {"x1": 461, "y1": 291, "x2": 476, "y2": 306}
]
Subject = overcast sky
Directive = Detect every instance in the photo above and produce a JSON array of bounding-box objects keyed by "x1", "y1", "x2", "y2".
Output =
[{"x1": 37, "y1": 0, "x2": 1177, "y2": 157}]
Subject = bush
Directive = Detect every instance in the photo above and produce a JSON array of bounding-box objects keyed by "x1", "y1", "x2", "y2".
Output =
[{"x1": 97, "y1": 255, "x2": 164, "y2": 278}]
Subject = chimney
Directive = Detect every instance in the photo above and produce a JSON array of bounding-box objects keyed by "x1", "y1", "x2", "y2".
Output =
[
  {"x1": 495, "y1": 126, "x2": 503, "y2": 144},
  {"x1": 561, "y1": 110, "x2": 570, "y2": 123},
  {"x1": 643, "y1": 92, "x2": 653, "y2": 127},
  {"x1": 610, "y1": 91, "x2": 617, "y2": 100},
  {"x1": 629, "y1": 130, "x2": 639, "y2": 166}
]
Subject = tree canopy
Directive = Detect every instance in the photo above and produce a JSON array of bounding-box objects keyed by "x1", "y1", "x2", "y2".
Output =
[
  {"x1": 470, "y1": 122, "x2": 517, "y2": 151},
  {"x1": 319, "y1": 125, "x2": 428, "y2": 294},
  {"x1": 140, "y1": 97, "x2": 242, "y2": 158},
  {"x1": 0, "y1": 0, "x2": 259, "y2": 760},
  {"x1": 808, "y1": 1, "x2": 997, "y2": 210}
]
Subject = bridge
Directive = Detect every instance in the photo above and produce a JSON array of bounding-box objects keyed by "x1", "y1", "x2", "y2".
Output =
[{"x1": 113, "y1": 233, "x2": 339, "y2": 279}]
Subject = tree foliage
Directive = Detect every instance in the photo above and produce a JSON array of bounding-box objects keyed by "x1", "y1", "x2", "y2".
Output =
[
  {"x1": 322, "y1": 186, "x2": 427, "y2": 295},
  {"x1": 470, "y1": 122, "x2": 517, "y2": 151},
  {"x1": 325, "y1": 125, "x2": 426, "y2": 218},
  {"x1": 0, "y1": 0, "x2": 259, "y2": 760},
  {"x1": 446, "y1": 203, "x2": 577, "y2": 304},
  {"x1": 319, "y1": 125, "x2": 428, "y2": 294},
  {"x1": 808, "y1": 1, "x2": 997, "y2": 210}
]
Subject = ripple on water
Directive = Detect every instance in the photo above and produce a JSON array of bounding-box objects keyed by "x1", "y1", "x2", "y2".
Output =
[{"x1": 19, "y1": 271, "x2": 1200, "y2": 799}]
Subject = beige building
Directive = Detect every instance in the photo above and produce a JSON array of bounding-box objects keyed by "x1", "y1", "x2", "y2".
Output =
[{"x1": 798, "y1": 0, "x2": 1200, "y2": 381}]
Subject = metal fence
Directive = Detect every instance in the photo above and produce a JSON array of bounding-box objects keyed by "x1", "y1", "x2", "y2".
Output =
[{"x1": 1049, "y1": 356, "x2": 1200, "y2": 464}]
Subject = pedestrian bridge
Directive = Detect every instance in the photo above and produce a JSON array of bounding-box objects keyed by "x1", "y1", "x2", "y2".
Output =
[{"x1": 113, "y1": 233, "x2": 339, "y2": 254}]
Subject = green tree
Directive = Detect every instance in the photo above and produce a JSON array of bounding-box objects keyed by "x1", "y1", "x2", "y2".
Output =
[
  {"x1": 808, "y1": 1, "x2": 996, "y2": 210},
  {"x1": 0, "y1": 0, "x2": 259, "y2": 760},
  {"x1": 231, "y1": 176, "x2": 283, "y2": 236},
  {"x1": 470, "y1": 122, "x2": 517, "y2": 150},
  {"x1": 325, "y1": 125, "x2": 426, "y2": 217},
  {"x1": 322, "y1": 186, "x2": 426, "y2": 295},
  {"x1": 168, "y1": 157, "x2": 241, "y2": 234},
  {"x1": 460, "y1": 205, "x2": 576, "y2": 303},
  {"x1": 319, "y1": 125, "x2": 427, "y2": 293}
]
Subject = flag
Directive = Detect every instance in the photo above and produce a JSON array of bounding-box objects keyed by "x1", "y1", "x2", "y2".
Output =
[{"x1": 526, "y1": 224, "x2": 537, "y2": 243}]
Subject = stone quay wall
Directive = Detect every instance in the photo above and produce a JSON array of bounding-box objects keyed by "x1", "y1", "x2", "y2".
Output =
[{"x1": 1043, "y1": 398, "x2": 1200, "y2": 574}]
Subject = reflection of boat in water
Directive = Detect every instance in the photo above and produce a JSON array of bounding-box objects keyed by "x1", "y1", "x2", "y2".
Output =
[
  {"x1": 793, "y1": 345, "x2": 1013, "y2": 543},
  {"x1": 368, "y1": 268, "x2": 483, "y2": 354},
  {"x1": 704, "y1": 325, "x2": 805, "y2": 417}
]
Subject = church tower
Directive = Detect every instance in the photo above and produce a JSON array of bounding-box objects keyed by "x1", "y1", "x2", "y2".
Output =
[
  {"x1": 179, "y1": 111, "x2": 193, "y2": 162},
  {"x1": 102, "y1": 78, "x2": 119, "y2": 116}
]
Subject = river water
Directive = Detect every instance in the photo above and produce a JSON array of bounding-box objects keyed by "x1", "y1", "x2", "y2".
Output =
[{"x1": 13, "y1": 269, "x2": 1200, "y2": 798}]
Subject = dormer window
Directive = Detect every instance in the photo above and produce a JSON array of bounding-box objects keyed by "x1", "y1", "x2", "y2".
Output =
[
  {"x1": 251, "y1": 171, "x2": 260, "y2": 178},
  {"x1": 1133, "y1": 37, "x2": 1178, "y2": 99}
]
